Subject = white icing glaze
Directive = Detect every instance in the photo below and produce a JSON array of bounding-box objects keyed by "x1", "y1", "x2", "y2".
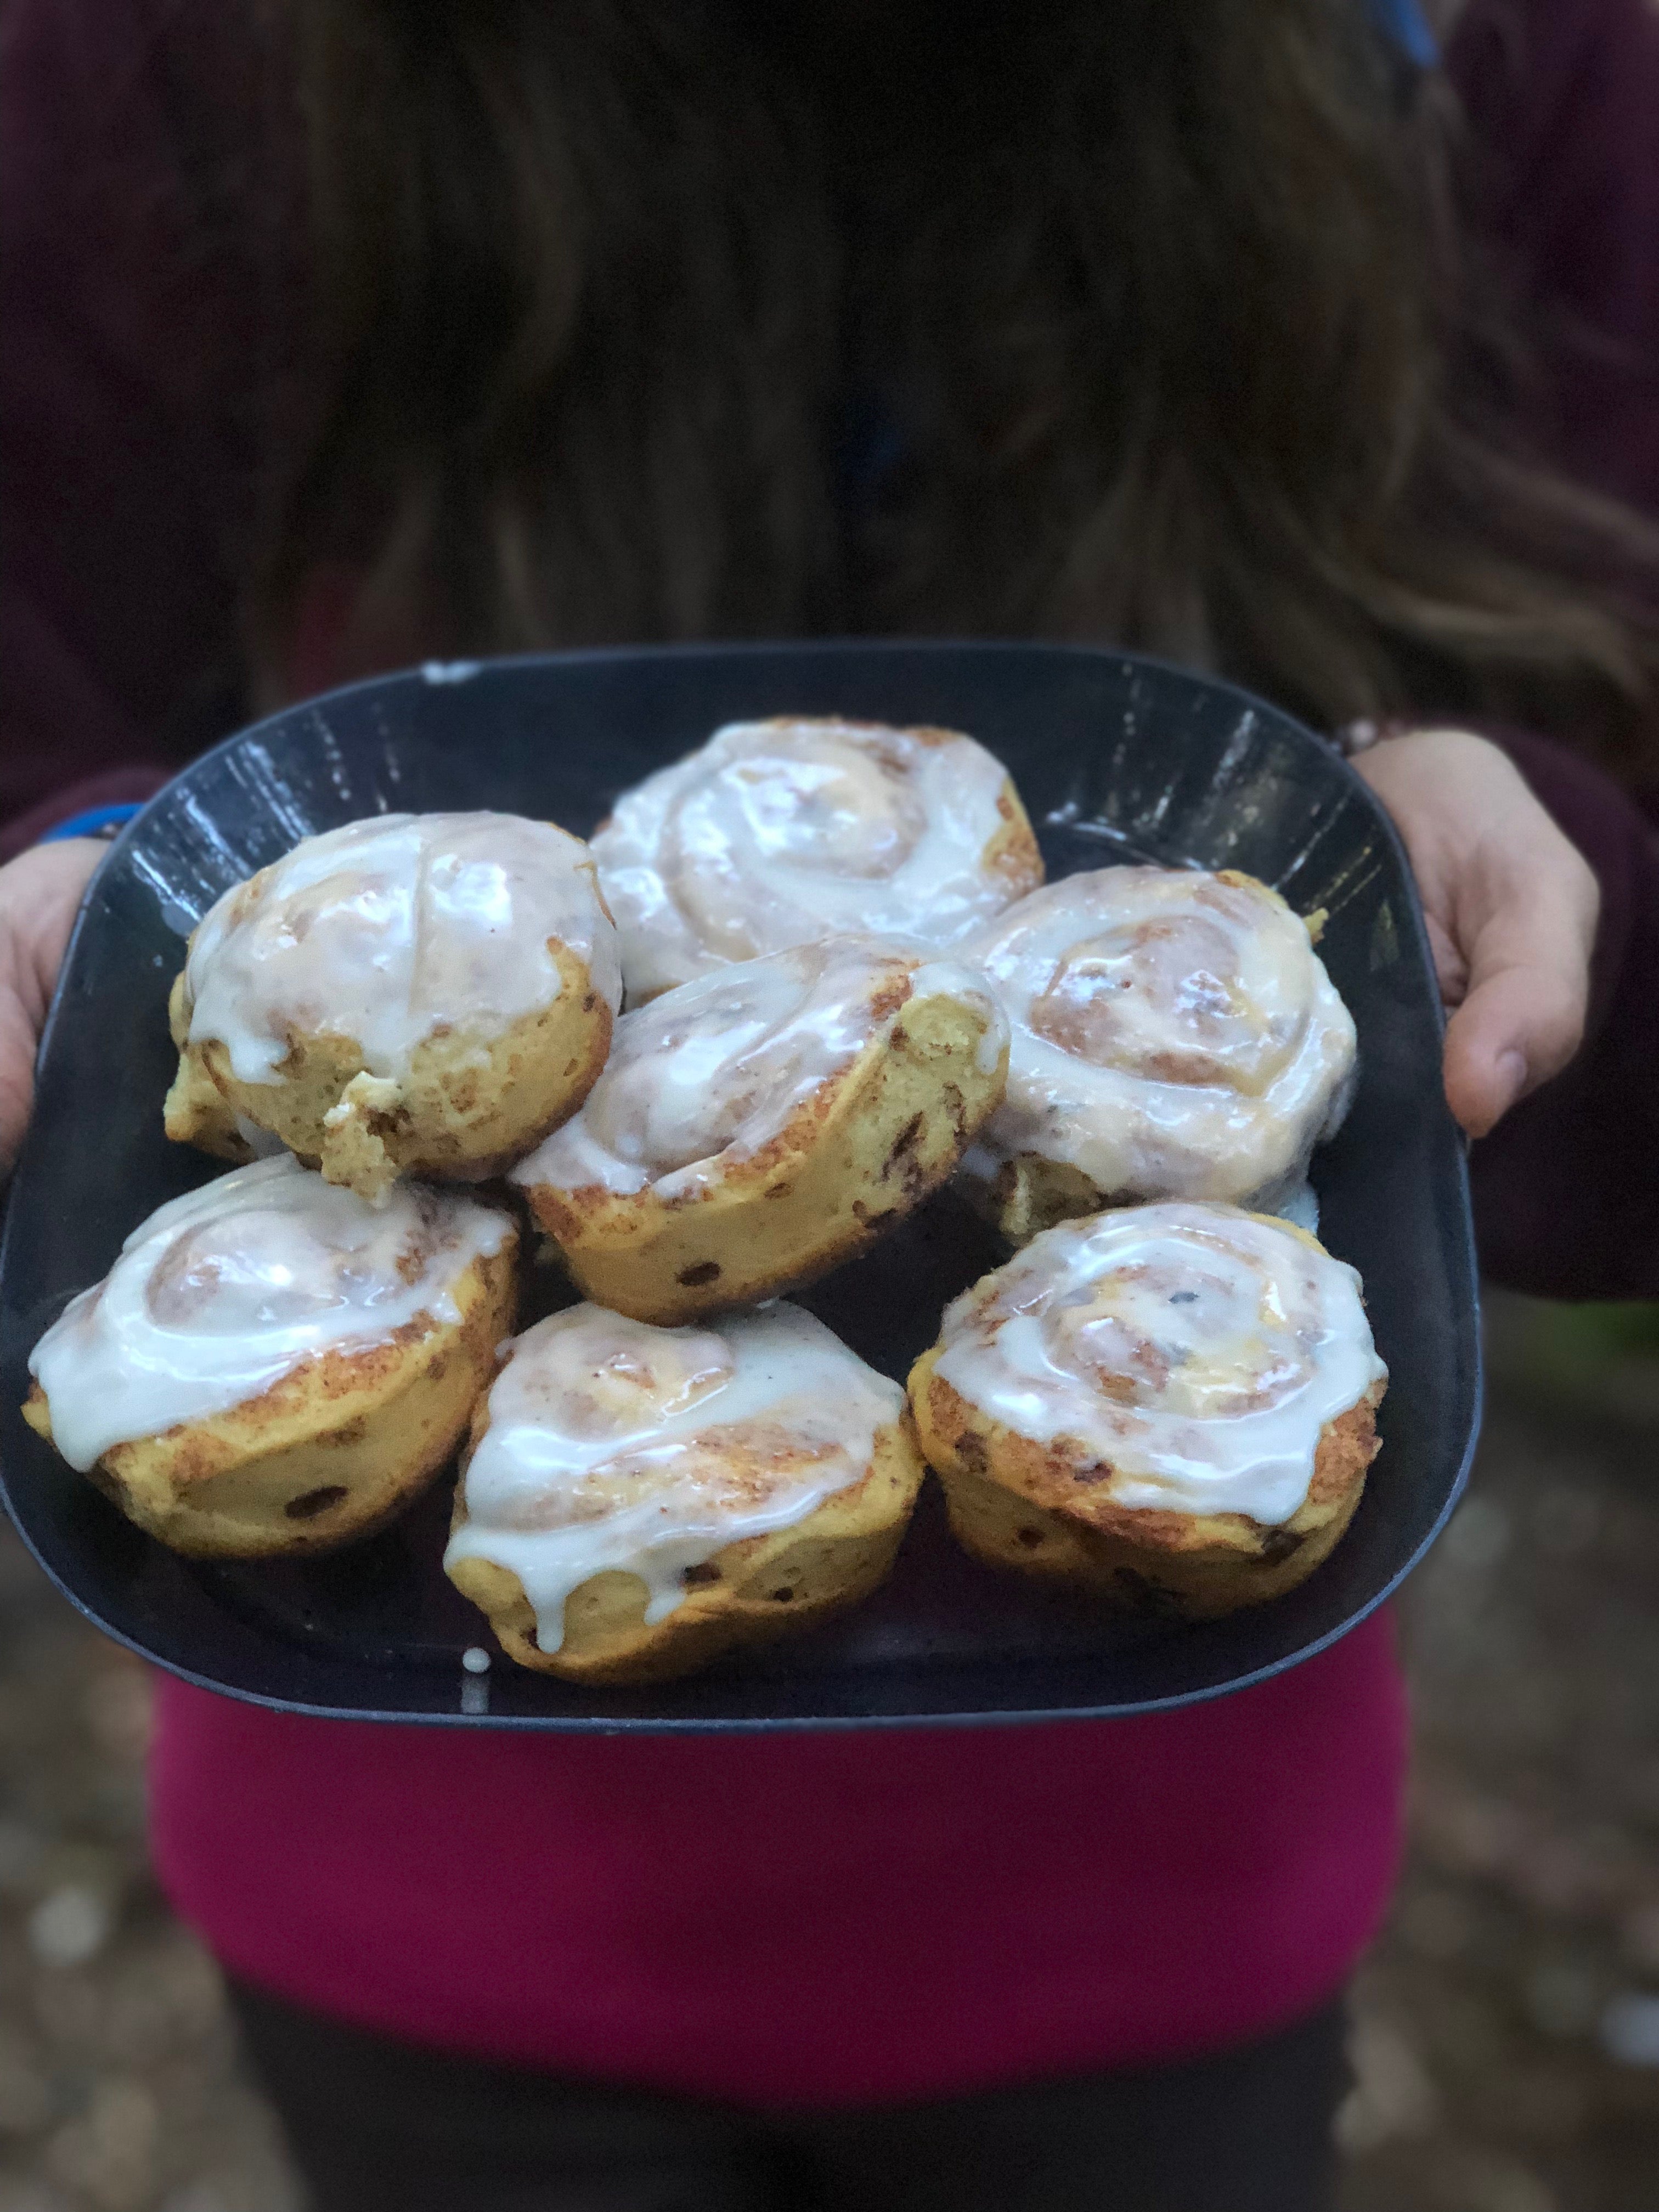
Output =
[
  {"x1": 590, "y1": 718, "x2": 1031, "y2": 1000},
  {"x1": 232, "y1": 1115, "x2": 289, "y2": 1160},
  {"x1": 1273, "y1": 1181, "x2": 1321, "y2": 1237},
  {"x1": 962, "y1": 868, "x2": 1356, "y2": 1207},
  {"x1": 444, "y1": 1302, "x2": 904, "y2": 1651},
  {"x1": 183, "y1": 812, "x2": 622, "y2": 1085},
  {"x1": 29, "y1": 1154, "x2": 511, "y2": 1471},
  {"x1": 934, "y1": 1201, "x2": 1385, "y2": 1524},
  {"x1": 512, "y1": 935, "x2": 1006, "y2": 1203}
]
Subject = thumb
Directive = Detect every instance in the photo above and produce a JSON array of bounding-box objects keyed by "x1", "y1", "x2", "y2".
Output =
[
  {"x1": 1442, "y1": 898, "x2": 1595, "y2": 1139},
  {"x1": 0, "y1": 981, "x2": 41, "y2": 1176},
  {"x1": 0, "y1": 837, "x2": 109, "y2": 1176}
]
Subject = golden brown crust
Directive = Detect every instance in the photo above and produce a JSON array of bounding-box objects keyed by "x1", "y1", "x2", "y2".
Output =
[
  {"x1": 981, "y1": 774, "x2": 1045, "y2": 905},
  {"x1": 25, "y1": 1237, "x2": 519, "y2": 1558},
  {"x1": 523, "y1": 980, "x2": 1008, "y2": 1324},
  {"x1": 961, "y1": 1154, "x2": 1118, "y2": 1248},
  {"x1": 446, "y1": 1413, "x2": 926, "y2": 1683},
  {"x1": 164, "y1": 940, "x2": 611, "y2": 1201},
  {"x1": 907, "y1": 1341, "x2": 1382, "y2": 1620}
]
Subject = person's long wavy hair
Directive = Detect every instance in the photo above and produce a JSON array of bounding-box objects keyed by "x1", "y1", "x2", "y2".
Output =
[{"x1": 258, "y1": 0, "x2": 1659, "y2": 775}]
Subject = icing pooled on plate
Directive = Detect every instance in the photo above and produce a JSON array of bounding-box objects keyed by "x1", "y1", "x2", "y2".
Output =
[
  {"x1": 513, "y1": 934, "x2": 1005, "y2": 1203},
  {"x1": 961, "y1": 867, "x2": 1356, "y2": 1208},
  {"x1": 933, "y1": 1202, "x2": 1385, "y2": 1524},
  {"x1": 29, "y1": 1154, "x2": 512, "y2": 1470},
  {"x1": 590, "y1": 718, "x2": 1039, "y2": 1000},
  {"x1": 183, "y1": 812, "x2": 621, "y2": 1085},
  {"x1": 445, "y1": 1303, "x2": 905, "y2": 1651}
]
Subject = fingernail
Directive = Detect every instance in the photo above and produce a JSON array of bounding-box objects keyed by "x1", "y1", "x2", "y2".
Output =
[{"x1": 1495, "y1": 1048, "x2": 1527, "y2": 1110}]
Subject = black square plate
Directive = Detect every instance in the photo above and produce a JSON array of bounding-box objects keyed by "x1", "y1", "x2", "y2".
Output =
[{"x1": 0, "y1": 643, "x2": 1481, "y2": 1728}]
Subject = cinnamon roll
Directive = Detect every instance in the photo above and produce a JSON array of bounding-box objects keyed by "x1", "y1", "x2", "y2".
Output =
[
  {"x1": 164, "y1": 812, "x2": 621, "y2": 1203},
  {"x1": 444, "y1": 1302, "x2": 923, "y2": 1683},
  {"x1": 513, "y1": 934, "x2": 1009, "y2": 1324},
  {"x1": 23, "y1": 1154, "x2": 517, "y2": 1558},
  {"x1": 590, "y1": 717, "x2": 1043, "y2": 1002},
  {"x1": 909, "y1": 1203, "x2": 1386, "y2": 1617},
  {"x1": 958, "y1": 867, "x2": 1356, "y2": 1243}
]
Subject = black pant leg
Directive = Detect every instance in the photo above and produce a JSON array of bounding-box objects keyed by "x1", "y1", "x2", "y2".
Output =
[
  {"x1": 227, "y1": 1980, "x2": 806, "y2": 2212},
  {"x1": 798, "y1": 2001, "x2": 1350, "y2": 2212},
  {"x1": 229, "y1": 1976, "x2": 1347, "y2": 2212}
]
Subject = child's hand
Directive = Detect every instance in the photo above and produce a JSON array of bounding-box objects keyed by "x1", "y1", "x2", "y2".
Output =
[
  {"x1": 1355, "y1": 730, "x2": 1600, "y2": 1138},
  {"x1": 0, "y1": 839, "x2": 105, "y2": 1173}
]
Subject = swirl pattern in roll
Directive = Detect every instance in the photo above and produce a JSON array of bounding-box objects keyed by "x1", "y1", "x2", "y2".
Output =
[
  {"x1": 514, "y1": 933, "x2": 1009, "y2": 1322},
  {"x1": 590, "y1": 717, "x2": 1043, "y2": 1001},
  {"x1": 444, "y1": 1302, "x2": 923, "y2": 1681},
  {"x1": 959, "y1": 866, "x2": 1356, "y2": 1241},
  {"x1": 909, "y1": 1201, "x2": 1386, "y2": 1615},
  {"x1": 163, "y1": 812, "x2": 620, "y2": 1201},
  {"x1": 24, "y1": 1154, "x2": 517, "y2": 1556}
]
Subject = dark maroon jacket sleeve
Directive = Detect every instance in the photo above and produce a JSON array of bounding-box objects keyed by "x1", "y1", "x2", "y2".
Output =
[
  {"x1": 0, "y1": 0, "x2": 273, "y2": 856},
  {"x1": 1469, "y1": 733, "x2": 1659, "y2": 1299},
  {"x1": 1441, "y1": 0, "x2": 1659, "y2": 1297}
]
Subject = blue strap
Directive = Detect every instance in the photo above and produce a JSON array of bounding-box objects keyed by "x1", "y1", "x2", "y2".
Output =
[
  {"x1": 1367, "y1": 0, "x2": 1439, "y2": 70},
  {"x1": 38, "y1": 801, "x2": 144, "y2": 844}
]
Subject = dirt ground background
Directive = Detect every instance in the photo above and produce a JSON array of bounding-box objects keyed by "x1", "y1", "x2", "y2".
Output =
[{"x1": 0, "y1": 1291, "x2": 1655, "y2": 2212}]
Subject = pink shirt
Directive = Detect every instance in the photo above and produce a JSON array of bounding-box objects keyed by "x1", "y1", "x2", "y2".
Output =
[{"x1": 150, "y1": 1618, "x2": 1407, "y2": 2101}]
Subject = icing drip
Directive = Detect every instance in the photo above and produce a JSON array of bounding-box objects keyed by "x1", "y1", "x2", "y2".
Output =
[
  {"x1": 183, "y1": 812, "x2": 621, "y2": 1085},
  {"x1": 963, "y1": 868, "x2": 1356, "y2": 1205},
  {"x1": 445, "y1": 1303, "x2": 905, "y2": 1651},
  {"x1": 1273, "y1": 1181, "x2": 1321, "y2": 1237},
  {"x1": 29, "y1": 1154, "x2": 511, "y2": 1470},
  {"x1": 590, "y1": 718, "x2": 1033, "y2": 999},
  {"x1": 513, "y1": 935, "x2": 1005, "y2": 1202},
  {"x1": 934, "y1": 1202, "x2": 1385, "y2": 1525}
]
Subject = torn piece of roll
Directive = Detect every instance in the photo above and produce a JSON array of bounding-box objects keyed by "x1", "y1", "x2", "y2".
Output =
[
  {"x1": 163, "y1": 812, "x2": 621, "y2": 1203},
  {"x1": 958, "y1": 867, "x2": 1356, "y2": 1244},
  {"x1": 590, "y1": 716, "x2": 1043, "y2": 1002},
  {"x1": 444, "y1": 1302, "x2": 923, "y2": 1683},
  {"x1": 512, "y1": 934, "x2": 1008, "y2": 1324},
  {"x1": 23, "y1": 1155, "x2": 517, "y2": 1558},
  {"x1": 908, "y1": 1202, "x2": 1386, "y2": 1618}
]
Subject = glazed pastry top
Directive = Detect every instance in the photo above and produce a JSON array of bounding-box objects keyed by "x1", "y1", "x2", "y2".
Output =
[
  {"x1": 932, "y1": 1203, "x2": 1385, "y2": 1525},
  {"x1": 445, "y1": 1302, "x2": 904, "y2": 1650},
  {"x1": 590, "y1": 718, "x2": 1039, "y2": 999},
  {"x1": 514, "y1": 933, "x2": 1006, "y2": 1201},
  {"x1": 962, "y1": 867, "x2": 1356, "y2": 1206},
  {"x1": 181, "y1": 812, "x2": 622, "y2": 1085},
  {"x1": 29, "y1": 1155, "x2": 512, "y2": 1470}
]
